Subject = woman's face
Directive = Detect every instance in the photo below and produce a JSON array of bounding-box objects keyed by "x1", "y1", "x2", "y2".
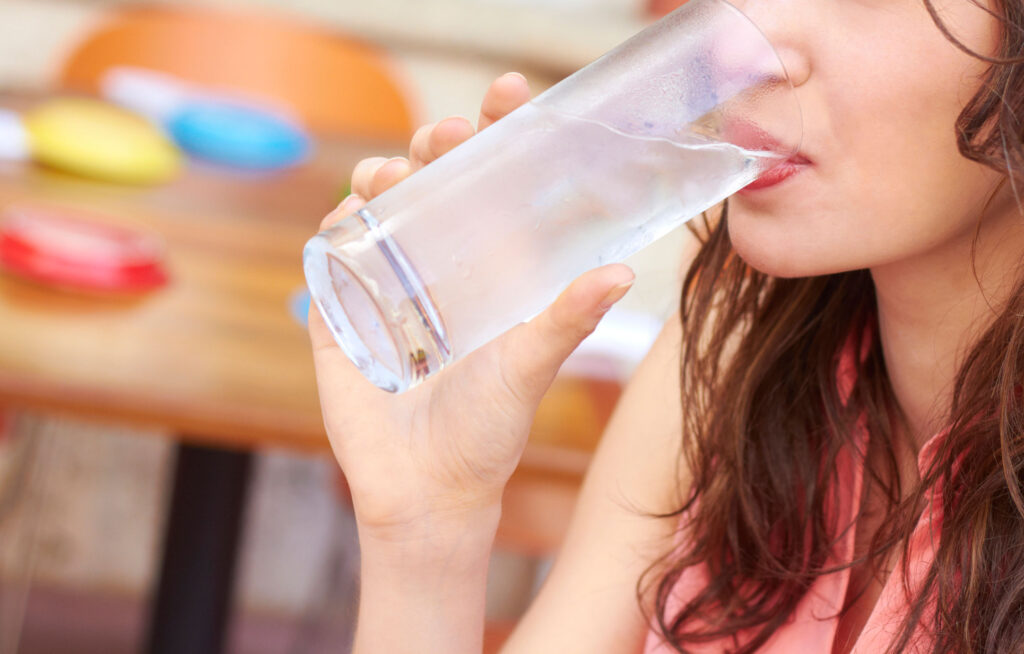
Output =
[{"x1": 726, "y1": 0, "x2": 1013, "y2": 278}]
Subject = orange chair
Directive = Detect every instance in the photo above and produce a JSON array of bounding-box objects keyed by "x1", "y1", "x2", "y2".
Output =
[{"x1": 57, "y1": 5, "x2": 419, "y2": 141}]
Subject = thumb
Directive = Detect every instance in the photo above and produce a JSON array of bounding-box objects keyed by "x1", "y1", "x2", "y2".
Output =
[{"x1": 498, "y1": 263, "x2": 635, "y2": 404}]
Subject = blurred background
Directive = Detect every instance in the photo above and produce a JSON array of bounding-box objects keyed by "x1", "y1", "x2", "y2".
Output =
[{"x1": 0, "y1": 0, "x2": 690, "y2": 653}]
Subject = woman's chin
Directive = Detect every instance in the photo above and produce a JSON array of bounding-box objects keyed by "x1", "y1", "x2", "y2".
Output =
[
  {"x1": 729, "y1": 234, "x2": 859, "y2": 279},
  {"x1": 726, "y1": 208, "x2": 870, "y2": 279},
  {"x1": 737, "y1": 254, "x2": 813, "y2": 278},
  {"x1": 727, "y1": 230, "x2": 814, "y2": 278}
]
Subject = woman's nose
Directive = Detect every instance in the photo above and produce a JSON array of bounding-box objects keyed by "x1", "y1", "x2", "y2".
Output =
[
  {"x1": 732, "y1": 0, "x2": 812, "y2": 88},
  {"x1": 773, "y1": 43, "x2": 811, "y2": 88}
]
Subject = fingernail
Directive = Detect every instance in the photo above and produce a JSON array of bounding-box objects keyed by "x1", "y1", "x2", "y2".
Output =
[
  {"x1": 505, "y1": 71, "x2": 527, "y2": 83},
  {"x1": 599, "y1": 280, "x2": 634, "y2": 311},
  {"x1": 337, "y1": 194, "x2": 363, "y2": 213}
]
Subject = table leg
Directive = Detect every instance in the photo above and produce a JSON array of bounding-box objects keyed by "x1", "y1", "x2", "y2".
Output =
[{"x1": 144, "y1": 442, "x2": 253, "y2": 654}]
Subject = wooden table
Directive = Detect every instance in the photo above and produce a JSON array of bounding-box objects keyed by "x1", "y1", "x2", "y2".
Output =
[{"x1": 0, "y1": 97, "x2": 619, "y2": 653}]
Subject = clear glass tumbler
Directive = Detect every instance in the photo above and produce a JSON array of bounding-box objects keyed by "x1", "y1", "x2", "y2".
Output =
[{"x1": 304, "y1": 0, "x2": 802, "y2": 392}]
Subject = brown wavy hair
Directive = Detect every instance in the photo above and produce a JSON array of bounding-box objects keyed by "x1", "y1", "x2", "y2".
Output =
[{"x1": 640, "y1": 1, "x2": 1024, "y2": 652}]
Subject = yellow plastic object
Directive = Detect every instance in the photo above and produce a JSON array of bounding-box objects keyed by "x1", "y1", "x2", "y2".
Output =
[{"x1": 23, "y1": 97, "x2": 181, "y2": 184}]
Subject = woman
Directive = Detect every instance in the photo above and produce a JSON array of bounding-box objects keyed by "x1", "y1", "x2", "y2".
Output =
[{"x1": 308, "y1": 0, "x2": 1024, "y2": 651}]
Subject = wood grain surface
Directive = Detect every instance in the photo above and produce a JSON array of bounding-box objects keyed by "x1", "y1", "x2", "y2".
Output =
[{"x1": 0, "y1": 98, "x2": 620, "y2": 477}]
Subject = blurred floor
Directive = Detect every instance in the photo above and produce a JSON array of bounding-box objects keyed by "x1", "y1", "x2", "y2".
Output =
[
  {"x1": 0, "y1": 414, "x2": 361, "y2": 654},
  {"x1": 0, "y1": 414, "x2": 540, "y2": 654},
  {"x1": 17, "y1": 583, "x2": 356, "y2": 654},
  {"x1": 19, "y1": 585, "x2": 140, "y2": 654}
]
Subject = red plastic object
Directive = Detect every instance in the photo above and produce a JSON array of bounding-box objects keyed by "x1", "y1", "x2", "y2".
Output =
[
  {"x1": 0, "y1": 205, "x2": 168, "y2": 292},
  {"x1": 647, "y1": 0, "x2": 687, "y2": 17}
]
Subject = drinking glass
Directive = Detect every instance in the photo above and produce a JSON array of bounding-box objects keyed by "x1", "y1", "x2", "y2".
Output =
[{"x1": 304, "y1": 0, "x2": 801, "y2": 392}]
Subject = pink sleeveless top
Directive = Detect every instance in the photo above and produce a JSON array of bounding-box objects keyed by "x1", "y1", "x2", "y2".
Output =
[{"x1": 643, "y1": 343, "x2": 946, "y2": 654}]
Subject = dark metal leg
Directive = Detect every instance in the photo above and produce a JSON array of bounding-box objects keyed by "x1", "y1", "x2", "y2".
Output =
[{"x1": 144, "y1": 442, "x2": 253, "y2": 654}]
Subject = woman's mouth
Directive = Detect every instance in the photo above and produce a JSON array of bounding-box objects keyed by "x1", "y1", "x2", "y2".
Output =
[
  {"x1": 721, "y1": 118, "x2": 811, "y2": 194},
  {"x1": 738, "y1": 155, "x2": 811, "y2": 193}
]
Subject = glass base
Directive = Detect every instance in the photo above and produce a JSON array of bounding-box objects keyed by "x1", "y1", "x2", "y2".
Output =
[{"x1": 302, "y1": 209, "x2": 451, "y2": 393}]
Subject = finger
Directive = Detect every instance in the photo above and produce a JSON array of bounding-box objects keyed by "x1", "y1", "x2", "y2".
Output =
[
  {"x1": 350, "y1": 156, "x2": 389, "y2": 199},
  {"x1": 319, "y1": 194, "x2": 366, "y2": 231},
  {"x1": 409, "y1": 116, "x2": 475, "y2": 170},
  {"x1": 307, "y1": 306, "x2": 379, "y2": 394},
  {"x1": 478, "y1": 72, "x2": 531, "y2": 131},
  {"x1": 497, "y1": 263, "x2": 635, "y2": 404},
  {"x1": 407, "y1": 122, "x2": 436, "y2": 170},
  {"x1": 369, "y1": 157, "x2": 412, "y2": 198},
  {"x1": 307, "y1": 301, "x2": 339, "y2": 354}
]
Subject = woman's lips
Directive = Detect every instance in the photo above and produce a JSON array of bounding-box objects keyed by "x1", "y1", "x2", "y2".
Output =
[
  {"x1": 721, "y1": 118, "x2": 811, "y2": 193},
  {"x1": 738, "y1": 155, "x2": 811, "y2": 193}
]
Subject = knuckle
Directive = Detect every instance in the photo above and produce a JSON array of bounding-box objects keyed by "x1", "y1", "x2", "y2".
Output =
[
  {"x1": 412, "y1": 122, "x2": 434, "y2": 145},
  {"x1": 410, "y1": 123, "x2": 435, "y2": 159},
  {"x1": 547, "y1": 294, "x2": 598, "y2": 342},
  {"x1": 370, "y1": 157, "x2": 409, "y2": 193},
  {"x1": 412, "y1": 122, "x2": 432, "y2": 139},
  {"x1": 376, "y1": 156, "x2": 408, "y2": 177},
  {"x1": 427, "y1": 129, "x2": 446, "y2": 154},
  {"x1": 353, "y1": 156, "x2": 388, "y2": 176},
  {"x1": 556, "y1": 312, "x2": 595, "y2": 343},
  {"x1": 351, "y1": 156, "x2": 388, "y2": 195},
  {"x1": 430, "y1": 117, "x2": 472, "y2": 154},
  {"x1": 495, "y1": 332, "x2": 534, "y2": 407}
]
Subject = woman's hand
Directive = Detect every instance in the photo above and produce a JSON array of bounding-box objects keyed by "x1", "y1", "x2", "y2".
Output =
[{"x1": 309, "y1": 72, "x2": 635, "y2": 544}]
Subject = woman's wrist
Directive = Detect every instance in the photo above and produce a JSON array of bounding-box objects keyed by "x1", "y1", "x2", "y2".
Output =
[
  {"x1": 354, "y1": 494, "x2": 502, "y2": 558},
  {"x1": 353, "y1": 501, "x2": 499, "y2": 654},
  {"x1": 350, "y1": 484, "x2": 504, "y2": 547}
]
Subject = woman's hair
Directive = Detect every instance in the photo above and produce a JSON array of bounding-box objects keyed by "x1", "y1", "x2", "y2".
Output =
[{"x1": 640, "y1": 1, "x2": 1024, "y2": 653}]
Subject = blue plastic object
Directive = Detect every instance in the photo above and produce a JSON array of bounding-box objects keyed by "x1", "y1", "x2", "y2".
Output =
[
  {"x1": 167, "y1": 102, "x2": 311, "y2": 170},
  {"x1": 290, "y1": 286, "x2": 312, "y2": 327}
]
